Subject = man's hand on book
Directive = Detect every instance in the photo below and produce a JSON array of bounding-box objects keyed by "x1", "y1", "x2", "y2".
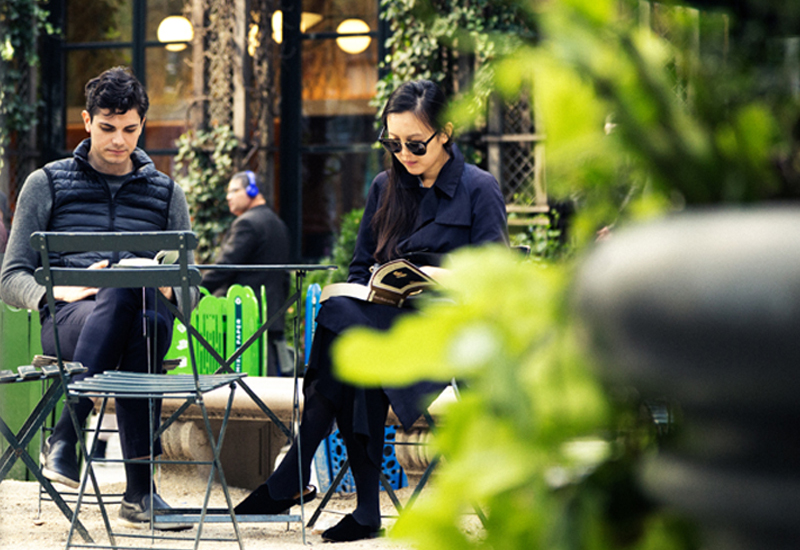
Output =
[
  {"x1": 52, "y1": 259, "x2": 108, "y2": 303},
  {"x1": 114, "y1": 253, "x2": 176, "y2": 302},
  {"x1": 49, "y1": 258, "x2": 174, "y2": 302}
]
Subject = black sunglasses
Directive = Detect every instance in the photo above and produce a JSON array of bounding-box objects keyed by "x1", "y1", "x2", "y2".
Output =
[{"x1": 378, "y1": 128, "x2": 438, "y2": 156}]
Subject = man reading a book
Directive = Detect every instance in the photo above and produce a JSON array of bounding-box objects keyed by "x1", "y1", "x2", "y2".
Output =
[
  {"x1": 0, "y1": 66, "x2": 197, "y2": 530},
  {"x1": 233, "y1": 79, "x2": 508, "y2": 542}
]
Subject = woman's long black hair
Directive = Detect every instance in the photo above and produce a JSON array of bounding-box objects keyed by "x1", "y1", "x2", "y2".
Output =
[{"x1": 371, "y1": 80, "x2": 452, "y2": 262}]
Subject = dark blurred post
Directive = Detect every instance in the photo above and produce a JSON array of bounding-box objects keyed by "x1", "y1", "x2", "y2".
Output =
[{"x1": 280, "y1": 0, "x2": 302, "y2": 261}]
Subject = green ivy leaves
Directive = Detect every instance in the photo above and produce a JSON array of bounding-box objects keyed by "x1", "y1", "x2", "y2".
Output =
[
  {"x1": 173, "y1": 125, "x2": 240, "y2": 264},
  {"x1": 372, "y1": 0, "x2": 533, "y2": 127}
]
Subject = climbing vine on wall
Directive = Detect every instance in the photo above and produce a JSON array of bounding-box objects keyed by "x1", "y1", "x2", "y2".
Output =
[
  {"x1": 204, "y1": 0, "x2": 237, "y2": 127},
  {"x1": 373, "y1": 0, "x2": 536, "y2": 125},
  {"x1": 173, "y1": 125, "x2": 240, "y2": 264},
  {"x1": 0, "y1": 0, "x2": 54, "y2": 169}
]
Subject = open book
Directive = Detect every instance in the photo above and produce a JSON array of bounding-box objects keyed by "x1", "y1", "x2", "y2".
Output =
[
  {"x1": 320, "y1": 259, "x2": 437, "y2": 307},
  {"x1": 114, "y1": 249, "x2": 179, "y2": 267}
]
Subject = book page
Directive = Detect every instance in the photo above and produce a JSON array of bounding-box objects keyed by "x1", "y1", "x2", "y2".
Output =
[
  {"x1": 369, "y1": 260, "x2": 434, "y2": 294},
  {"x1": 419, "y1": 265, "x2": 449, "y2": 283},
  {"x1": 115, "y1": 257, "x2": 158, "y2": 267}
]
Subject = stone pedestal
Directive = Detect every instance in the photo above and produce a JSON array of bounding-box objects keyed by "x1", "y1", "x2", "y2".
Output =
[
  {"x1": 575, "y1": 207, "x2": 800, "y2": 550},
  {"x1": 161, "y1": 419, "x2": 286, "y2": 490},
  {"x1": 158, "y1": 377, "x2": 299, "y2": 490}
]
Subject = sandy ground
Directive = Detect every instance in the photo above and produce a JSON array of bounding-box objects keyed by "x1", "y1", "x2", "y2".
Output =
[
  {"x1": 0, "y1": 474, "x2": 421, "y2": 550},
  {"x1": 0, "y1": 431, "x2": 421, "y2": 550}
]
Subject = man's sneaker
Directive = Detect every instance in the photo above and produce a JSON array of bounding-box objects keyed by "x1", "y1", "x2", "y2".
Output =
[
  {"x1": 40, "y1": 437, "x2": 80, "y2": 489},
  {"x1": 119, "y1": 493, "x2": 192, "y2": 531}
]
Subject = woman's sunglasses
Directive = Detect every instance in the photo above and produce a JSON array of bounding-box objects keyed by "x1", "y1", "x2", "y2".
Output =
[{"x1": 378, "y1": 128, "x2": 438, "y2": 156}]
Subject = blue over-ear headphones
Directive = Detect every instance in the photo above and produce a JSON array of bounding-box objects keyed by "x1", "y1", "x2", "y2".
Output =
[{"x1": 244, "y1": 171, "x2": 259, "y2": 198}]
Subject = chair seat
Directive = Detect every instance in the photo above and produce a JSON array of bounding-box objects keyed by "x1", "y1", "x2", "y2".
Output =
[{"x1": 68, "y1": 372, "x2": 246, "y2": 399}]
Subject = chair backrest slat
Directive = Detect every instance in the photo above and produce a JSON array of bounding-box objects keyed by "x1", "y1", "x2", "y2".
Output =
[
  {"x1": 34, "y1": 266, "x2": 201, "y2": 289},
  {"x1": 31, "y1": 231, "x2": 200, "y2": 289},
  {"x1": 30, "y1": 231, "x2": 197, "y2": 253}
]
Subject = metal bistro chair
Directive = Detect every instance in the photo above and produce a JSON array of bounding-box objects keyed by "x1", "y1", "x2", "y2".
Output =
[
  {"x1": 306, "y1": 384, "x2": 470, "y2": 529},
  {"x1": 186, "y1": 265, "x2": 333, "y2": 543},
  {"x1": 0, "y1": 358, "x2": 92, "y2": 542},
  {"x1": 32, "y1": 231, "x2": 246, "y2": 550}
]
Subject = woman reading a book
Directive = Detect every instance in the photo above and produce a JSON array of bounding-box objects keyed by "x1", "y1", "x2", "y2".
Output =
[{"x1": 234, "y1": 79, "x2": 508, "y2": 541}]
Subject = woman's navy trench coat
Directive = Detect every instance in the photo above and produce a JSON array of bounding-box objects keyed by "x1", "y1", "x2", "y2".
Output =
[{"x1": 311, "y1": 145, "x2": 508, "y2": 459}]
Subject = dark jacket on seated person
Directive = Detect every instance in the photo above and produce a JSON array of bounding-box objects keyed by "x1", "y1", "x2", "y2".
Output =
[
  {"x1": 201, "y1": 203, "x2": 291, "y2": 337},
  {"x1": 313, "y1": 144, "x2": 509, "y2": 464}
]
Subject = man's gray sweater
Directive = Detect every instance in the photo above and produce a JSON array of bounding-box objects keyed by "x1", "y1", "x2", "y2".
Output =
[{"x1": 0, "y1": 168, "x2": 197, "y2": 312}]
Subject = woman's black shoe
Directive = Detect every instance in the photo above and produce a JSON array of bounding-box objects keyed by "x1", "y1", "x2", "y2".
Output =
[
  {"x1": 321, "y1": 514, "x2": 381, "y2": 543},
  {"x1": 233, "y1": 484, "x2": 317, "y2": 515}
]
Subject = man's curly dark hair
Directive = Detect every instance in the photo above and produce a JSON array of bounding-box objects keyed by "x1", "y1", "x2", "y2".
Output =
[{"x1": 84, "y1": 66, "x2": 149, "y2": 120}]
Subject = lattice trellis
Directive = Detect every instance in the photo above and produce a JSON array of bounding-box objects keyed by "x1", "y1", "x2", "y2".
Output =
[
  {"x1": 486, "y1": 92, "x2": 547, "y2": 226},
  {"x1": 501, "y1": 95, "x2": 538, "y2": 205}
]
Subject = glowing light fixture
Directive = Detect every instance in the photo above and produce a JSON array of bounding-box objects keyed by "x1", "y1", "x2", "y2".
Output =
[
  {"x1": 248, "y1": 23, "x2": 260, "y2": 56},
  {"x1": 157, "y1": 15, "x2": 193, "y2": 52},
  {"x1": 336, "y1": 19, "x2": 371, "y2": 54},
  {"x1": 271, "y1": 11, "x2": 323, "y2": 44}
]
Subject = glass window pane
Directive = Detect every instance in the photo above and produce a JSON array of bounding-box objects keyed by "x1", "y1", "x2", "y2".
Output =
[
  {"x1": 66, "y1": 49, "x2": 134, "y2": 150},
  {"x1": 301, "y1": 149, "x2": 383, "y2": 258},
  {"x1": 148, "y1": 0, "x2": 192, "y2": 43},
  {"x1": 302, "y1": 38, "x2": 378, "y2": 115},
  {"x1": 303, "y1": 113, "x2": 377, "y2": 146},
  {"x1": 144, "y1": 45, "x2": 193, "y2": 152},
  {"x1": 301, "y1": 0, "x2": 377, "y2": 35},
  {"x1": 67, "y1": 0, "x2": 133, "y2": 43}
]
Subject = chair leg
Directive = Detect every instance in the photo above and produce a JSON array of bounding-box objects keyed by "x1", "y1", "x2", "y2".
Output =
[
  {"x1": 379, "y1": 471, "x2": 403, "y2": 513},
  {"x1": 66, "y1": 398, "x2": 116, "y2": 549},
  {"x1": 306, "y1": 459, "x2": 351, "y2": 528},
  {"x1": 1, "y1": 412, "x2": 94, "y2": 543},
  {"x1": 406, "y1": 454, "x2": 440, "y2": 510},
  {"x1": 0, "y1": 378, "x2": 94, "y2": 543},
  {"x1": 194, "y1": 384, "x2": 244, "y2": 550}
]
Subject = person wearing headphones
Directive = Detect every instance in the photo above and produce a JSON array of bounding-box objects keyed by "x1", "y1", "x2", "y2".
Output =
[{"x1": 201, "y1": 171, "x2": 291, "y2": 376}]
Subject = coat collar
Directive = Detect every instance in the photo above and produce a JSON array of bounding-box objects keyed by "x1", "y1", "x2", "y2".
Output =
[
  {"x1": 398, "y1": 144, "x2": 465, "y2": 198},
  {"x1": 74, "y1": 138, "x2": 154, "y2": 176},
  {"x1": 407, "y1": 144, "x2": 472, "y2": 232}
]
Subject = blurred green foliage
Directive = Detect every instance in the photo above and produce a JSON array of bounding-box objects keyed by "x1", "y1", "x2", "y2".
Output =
[
  {"x1": 509, "y1": 210, "x2": 573, "y2": 262},
  {"x1": 335, "y1": 0, "x2": 797, "y2": 548},
  {"x1": 337, "y1": 247, "x2": 696, "y2": 549}
]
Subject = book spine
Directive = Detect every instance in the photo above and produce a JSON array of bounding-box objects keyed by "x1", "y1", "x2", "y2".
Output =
[{"x1": 368, "y1": 289, "x2": 402, "y2": 307}]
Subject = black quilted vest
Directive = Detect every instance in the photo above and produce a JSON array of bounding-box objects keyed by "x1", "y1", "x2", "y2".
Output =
[{"x1": 43, "y1": 139, "x2": 174, "y2": 267}]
